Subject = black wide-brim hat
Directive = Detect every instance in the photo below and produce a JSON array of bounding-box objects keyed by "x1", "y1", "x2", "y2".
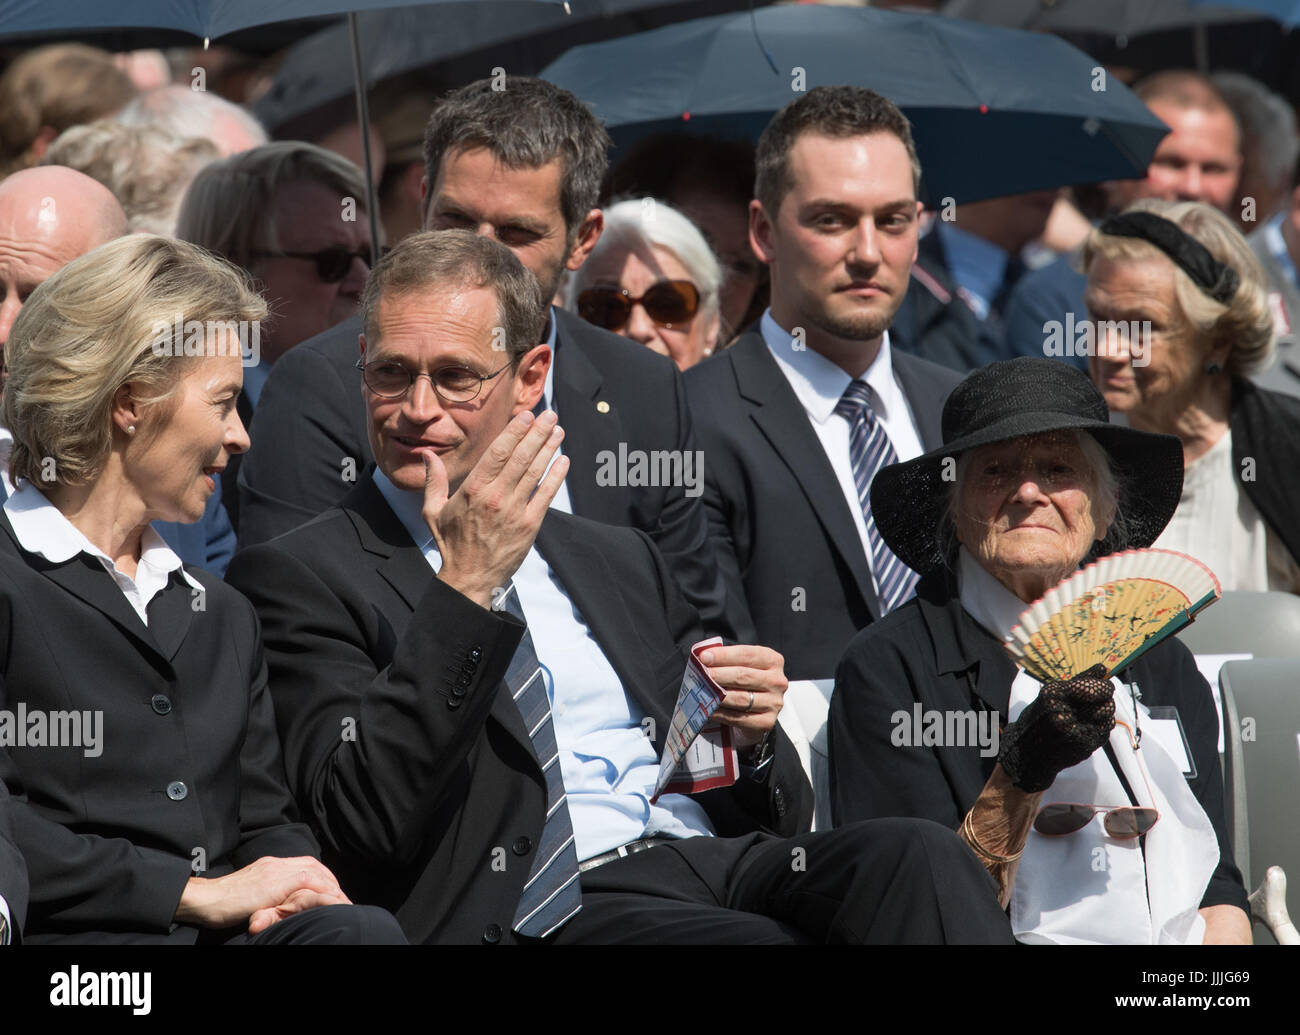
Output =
[{"x1": 871, "y1": 357, "x2": 1185, "y2": 576}]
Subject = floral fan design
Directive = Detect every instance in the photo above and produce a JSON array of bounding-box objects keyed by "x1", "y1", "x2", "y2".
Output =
[{"x1": 1004, "y1": 549, "x2": 1221, "y2": 681}]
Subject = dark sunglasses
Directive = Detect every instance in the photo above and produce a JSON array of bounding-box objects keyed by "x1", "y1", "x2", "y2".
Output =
[
  {"x1": 252, "y1": 244, "x2": 383, "y2": 283},
  {"x1": 1033, "y1": 803, "x2": 1160, "y2": 839},
  {"x1": 577, "y1": 280, "x2": 700, "y2": 330}
]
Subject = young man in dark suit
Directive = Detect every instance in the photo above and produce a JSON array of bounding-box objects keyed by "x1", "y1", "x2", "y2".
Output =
[
  {"x1": 685, "y1": 86, "x2": 964, "y2": 680},
  {"x1": 226, "y1": 229, "x2": 1013, "y2": 946},
  {"x1": 235, "y1": 76, "x2": 739, "y2": 641}
]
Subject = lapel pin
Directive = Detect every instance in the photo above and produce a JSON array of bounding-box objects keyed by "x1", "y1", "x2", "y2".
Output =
[{"x1": 596, "y1": 400, "x2": 610, "y2": 414}]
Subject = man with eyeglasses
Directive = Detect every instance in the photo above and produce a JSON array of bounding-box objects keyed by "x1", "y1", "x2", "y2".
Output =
[
  {"x1": 233, "y1": 76, "x2": 743, "y2": 643},
  {"x1": 175, "y1": 141, "x2": 373, "y2": 531},
  {"x1": 226, "y1": 229, "x2": 1015, "y2": 945}
]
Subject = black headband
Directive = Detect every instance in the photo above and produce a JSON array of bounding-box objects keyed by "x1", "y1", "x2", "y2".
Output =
[{"x1": 1098, "y1": 211, "x2": 1240, "y2": 304}]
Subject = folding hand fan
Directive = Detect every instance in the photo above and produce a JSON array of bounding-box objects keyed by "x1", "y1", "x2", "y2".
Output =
[{"x1": 1003, "y1": 549, "x2": 1221, "y2": 681}]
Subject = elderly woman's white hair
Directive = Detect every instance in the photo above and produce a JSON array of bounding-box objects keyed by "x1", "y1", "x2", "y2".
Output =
[{"x1": 566, "y1": 196, "x2": 722, "y2": 324}]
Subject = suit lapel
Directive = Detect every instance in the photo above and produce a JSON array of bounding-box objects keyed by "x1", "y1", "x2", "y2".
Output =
[
  {"x1": 550, "y1": 309, "x2": 627, "y2": 524},
  {"x1": 340, "y1": 475, "x2": 537, "y2": 758},
  {"x1": 146, "y1": 572, "x2": 194, "y2": 662},
  {"x1": 730, "y1": 333, "x2": 879, "y2": 616},
  {"x1": 0, "y1": 516, "x2": 175, "y2": 668},
  {"x1": 534, "y1": 514, "x2": 671, "y2": 732},
  {"x1": 892, "y1": 352, "x2": 948, "y2": 451}
]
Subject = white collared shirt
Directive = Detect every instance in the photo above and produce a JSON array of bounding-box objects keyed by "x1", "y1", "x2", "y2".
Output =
[
  {"x1": 0, "y1": 426, "x2": 14, "y2": 500},
  {"x1": 2, "y1": 482, "x2": 203, "y2": 627},
  {"x1": 761, "y1": 310, "x2": 926, "y2": 578},
  {"x1": 372, "y1": 469, "x2": 714, "y2": 861}
]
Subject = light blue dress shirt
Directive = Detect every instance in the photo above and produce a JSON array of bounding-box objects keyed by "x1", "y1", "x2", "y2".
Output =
[{"x1": 372, "y1": 469, "x2": 713, "y2": 862}]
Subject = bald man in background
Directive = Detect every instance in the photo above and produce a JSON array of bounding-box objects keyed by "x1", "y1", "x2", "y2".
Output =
[{"x1": 0, "y1": 166, "x2": 237, "y2": 573}]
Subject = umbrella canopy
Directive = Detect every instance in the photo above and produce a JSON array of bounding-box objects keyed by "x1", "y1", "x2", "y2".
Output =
[
  {"x1": 942, "y1": 0, "x2": 1266, "y2": 37},
  {"x1": 254, "y1": 0, "x2": 762, "y2": 137},
  {"x1": 0, "y1": 0, "x2": 555, "y2": 43},
  {"x1": 1190, "y1": 0, "x2": 1300, "y2": 27},
  {"x1": 540, "y1": 4, "x2": 1171, "y2": 206}
]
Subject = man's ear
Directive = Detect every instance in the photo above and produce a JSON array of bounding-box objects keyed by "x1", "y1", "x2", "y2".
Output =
[
  {"x1": 28, "y1": 125, "x2": 58, "y2": 163},
  {"x1": 511, "y1": 343, "x2": 552, "y2": 415},
  {"x1": 749, "y1": 199, "x2": 776, "y2": 265},
  {"x1": 564, "y1": 209, "x2": 604, "y2": 272}
]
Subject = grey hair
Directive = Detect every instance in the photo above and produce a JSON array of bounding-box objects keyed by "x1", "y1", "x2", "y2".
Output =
[
  {"x1": 939, "y1": 430, "x2": 1129, "y2": 571},
  {"x1": 174, "y1": 141, "x2": 368, "y2": 274},
  {"x1": 41, "y1": 119, "x2": 218, "y2": 235},
  {"x1": 117, "y1": 85, "x2": 268, "y2": 155},
  {"x1": 360, "y1": 229, "x2": 545, "y2": 366},
  {"x1": 565, "y1": 197, "x2": 721, "y2": 321},
  {"x1": 422, "y1": 76, "x2": 611, "y2": 240},
  {"x1": 1211, "y1": 72, "x2": 1299, "y2": 194}
]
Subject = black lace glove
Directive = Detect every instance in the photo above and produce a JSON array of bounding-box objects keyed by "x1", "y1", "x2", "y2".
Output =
[{"x1": 997, "y1": 663, "x2": 1115, "y2": 793}]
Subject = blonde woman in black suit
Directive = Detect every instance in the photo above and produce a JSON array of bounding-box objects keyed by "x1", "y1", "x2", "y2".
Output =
[{"x1": 0, "y1": 234, "x2": 403, "y2": 945}]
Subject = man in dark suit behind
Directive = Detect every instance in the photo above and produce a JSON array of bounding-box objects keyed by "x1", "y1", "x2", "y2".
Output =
[
  {"x1": 226, "y1": 230, "x2": 1013, "y2": 945},
  {"x1": 686, "y1": 86, "x2": 964, "y2": 680},
  {"x1": 236, "y1": 76, "x2": 739, "y2": 640}
]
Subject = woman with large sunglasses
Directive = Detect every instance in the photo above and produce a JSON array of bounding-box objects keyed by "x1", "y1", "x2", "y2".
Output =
[
  {"x1": 828, "y1": 357, "x2": 1251, "y2": 944},
  {"x1": 566, "y1": 197, "x2": 721, "y2": 371}
]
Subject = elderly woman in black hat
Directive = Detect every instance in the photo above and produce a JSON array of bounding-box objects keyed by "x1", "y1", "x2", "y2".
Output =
[
  {"x1": 1084, "y1": 199, "x2": 1300, "y2": 592},
  {"x1": 829, "y1": 357, "x2": 1251, "y2": 945}
]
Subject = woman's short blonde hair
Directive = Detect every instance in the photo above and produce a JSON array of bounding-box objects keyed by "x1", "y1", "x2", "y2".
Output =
[
  {"x1": 2, "y1": 234, "x2": 266, "y2": 487},
  {"x1": 1080, "y1": 198, "x2": 1274, "y2": 376}
]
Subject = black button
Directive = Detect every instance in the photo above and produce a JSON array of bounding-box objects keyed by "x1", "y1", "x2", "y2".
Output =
[
  {"x1": 482, "y1": 923, "x2": 502, "y2": 944},
  {"x1": 447, "y1": 697, "x2": 462, "y2": 710},
  {"x1": 151, "y1": 694, "x2": 172, "y2": 715},
  {"x1": 512, "y1": 836, "x2": 531, "y2": 856},
  {"x1": 469, "y1": 647, "x2": 483, "y2": 661},
  {"x1": 166, "y1": 781, "x2": 188, "y2": 801},
  {"x1": 450, "y1": 687, "x2": 466, "y2": 699},
  {"x1": 774, "y1": 785, "x2": 786, "y2": 818}
]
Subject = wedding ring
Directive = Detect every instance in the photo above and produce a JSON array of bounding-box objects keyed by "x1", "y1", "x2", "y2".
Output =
[{"x1": 745, "y1": 690, "x2": 754, "y2": 713}]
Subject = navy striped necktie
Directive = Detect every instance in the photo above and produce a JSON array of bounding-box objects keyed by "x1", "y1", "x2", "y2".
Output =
[
  {"x1": 496, "y1": 582, "x2": 582, "y2": 938},
  {"x1": 834, "y1": 380, "x2": 918, "y2": 614}
]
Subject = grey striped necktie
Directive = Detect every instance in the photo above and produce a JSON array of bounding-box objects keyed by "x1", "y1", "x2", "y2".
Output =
[
  {"x1": 497, "y1": 582, "x2": 582, "y2": 938},
  {"x1": 834, "y1": 380, "x2": 918, "y2": 614}
]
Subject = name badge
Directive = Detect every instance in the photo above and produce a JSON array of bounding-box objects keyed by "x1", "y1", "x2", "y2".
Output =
[{"x1": 1145, "y1": 705, "x2": 1196, "y2": 779}]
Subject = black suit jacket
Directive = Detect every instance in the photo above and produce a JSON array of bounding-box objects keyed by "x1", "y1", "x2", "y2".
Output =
[
  {"x1": 0, "y1": 777, "x2": 27, "y2": 942},
  {"x1": 828, "y1": 572, "x2": 1248, "y2": 914},
  {"x1": 684, "y1": 331, "x2": 961, "y2": 680},
  {"x1": 235, "y1": 308, "x2": 741, "y2": 639},
  {"x1": 225, "y1": 473, "x2": 812, "y2": 944},
  {"x1": 0, "y1": 513, "x2": 318, "y2": 943}
]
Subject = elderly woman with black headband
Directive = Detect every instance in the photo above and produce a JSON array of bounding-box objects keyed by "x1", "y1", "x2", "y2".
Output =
[
  {"x1": 1083, "y1": 199, "x2": 1300, "y2": 592},
  {"x1": 829, "y1": 357, "x2": 1250, "y2": 944}
]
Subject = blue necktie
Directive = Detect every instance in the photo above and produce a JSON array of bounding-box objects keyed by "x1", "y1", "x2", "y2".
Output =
[
  {"x1": 835, "y1": 380, "x2": 918, "y2": 614},
  {"x1": 497, "y1": 583, "x2": 582, "y2": 938}
]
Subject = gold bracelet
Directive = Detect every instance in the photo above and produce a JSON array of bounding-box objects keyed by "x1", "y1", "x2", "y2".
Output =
[{"x1": 960, "y1": 809, "x2": 1023, "y2": 866}]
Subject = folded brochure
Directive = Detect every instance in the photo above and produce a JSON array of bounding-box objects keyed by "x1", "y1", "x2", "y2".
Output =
[{"x1": 651, "y1": 637, "x2": 739, "y2": 802}]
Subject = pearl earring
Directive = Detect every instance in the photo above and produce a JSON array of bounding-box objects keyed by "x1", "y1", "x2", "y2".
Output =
[{"x1": 127, "y1": 425, "x2": 136, "y2": 434}]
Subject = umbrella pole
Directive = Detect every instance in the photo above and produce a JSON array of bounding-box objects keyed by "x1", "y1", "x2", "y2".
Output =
[{"x1": 348, "y1": 11, "x2": 383, "y2": 262}]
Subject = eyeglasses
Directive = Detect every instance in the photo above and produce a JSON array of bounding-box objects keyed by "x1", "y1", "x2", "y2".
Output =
[
  {"x1": 355, "y1": 357, "x2": 512, "y2": 402},
  {"x1": 577, "y1": 280, "x2": 700, "y2": 330},
  {"x1": 251, "y1": 244, "x2": 382, "y2": 283},
  {"x1": 1033, "y1": 716, "x2": 1159, "y2": 839}
]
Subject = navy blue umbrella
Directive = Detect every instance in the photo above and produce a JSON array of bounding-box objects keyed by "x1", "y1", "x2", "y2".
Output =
[
  {"x1": 1191, "y1": 0, "x2": 1300, "y2": 26},
  {"x1": 540, "y1": 4, "x2": 1172, "y2": 206}
]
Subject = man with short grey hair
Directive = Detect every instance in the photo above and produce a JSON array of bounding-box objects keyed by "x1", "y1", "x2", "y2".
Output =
[
  {"x1": 236, "y1": 75, "x2": 742, "y2": 642},
  {"x1": 117, "y1": 84, "x2": 267, "y2": 158}
]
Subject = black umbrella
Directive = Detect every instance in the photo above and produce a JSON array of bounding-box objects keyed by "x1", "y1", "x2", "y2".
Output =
[
  {"x1": 540, "y1": 4, "x2": 1172, "y2": 206},
  {"x1": 254, "y1": 0, "x2": 768, "y2": 139}
]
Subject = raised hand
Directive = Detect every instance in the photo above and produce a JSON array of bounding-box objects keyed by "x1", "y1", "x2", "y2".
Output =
[{"x1": 421, "y1": 409, "x2": 569, "y2": 608}]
